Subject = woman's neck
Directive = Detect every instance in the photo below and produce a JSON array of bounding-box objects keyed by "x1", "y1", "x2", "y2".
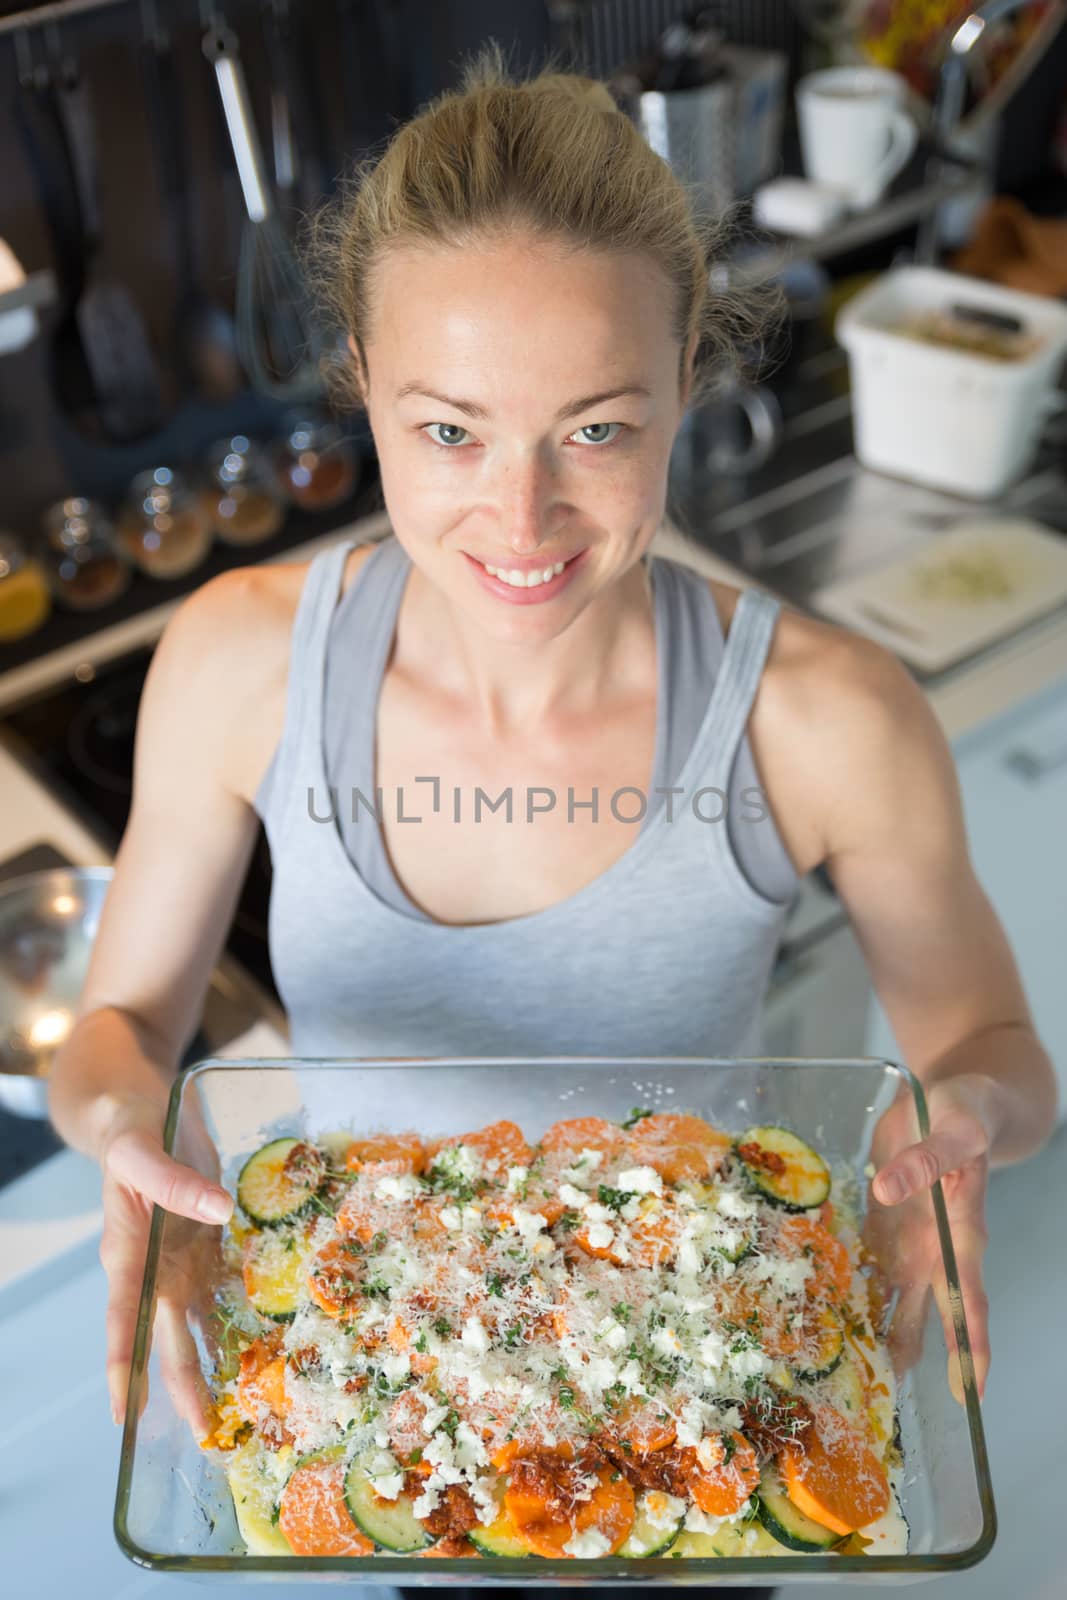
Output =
[{"x1": 395, "y1": 554, "x2": 656, "y2": 737}]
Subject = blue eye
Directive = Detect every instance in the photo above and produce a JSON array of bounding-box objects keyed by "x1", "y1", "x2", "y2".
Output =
[
  {"x1": 424, "y1": 423, "x2": 471, "y2": 448},
  {"x1": 572, "y1": 422, "x2": 622, "y2": 446},
  {"x1": 422, "y1": 420, "x2": 624, "y2": 450}
]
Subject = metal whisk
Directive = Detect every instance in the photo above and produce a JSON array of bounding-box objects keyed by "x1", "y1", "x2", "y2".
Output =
[{"x1": 204, "y1": 21, "x2": 326, "y2": 404}]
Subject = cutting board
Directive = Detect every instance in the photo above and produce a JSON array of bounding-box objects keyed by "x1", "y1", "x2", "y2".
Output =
[{"x1": 811, "y1": 518, "x2": 1067, "y2": 674}]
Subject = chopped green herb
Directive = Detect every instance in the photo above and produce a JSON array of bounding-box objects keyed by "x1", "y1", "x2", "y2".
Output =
[{"x1": 620, "y1": 1107, "x2": 654, "y2": 1129}]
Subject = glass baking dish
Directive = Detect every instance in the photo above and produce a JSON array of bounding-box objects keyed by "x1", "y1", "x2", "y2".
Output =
[{"x1": 114, "y1": 1055, "x2": 996, "y2": 1583}]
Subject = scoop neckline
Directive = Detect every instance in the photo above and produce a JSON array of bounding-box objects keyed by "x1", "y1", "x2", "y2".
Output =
[{"x1": 312, "y1": 542, "x2": 741, "y2": 936}]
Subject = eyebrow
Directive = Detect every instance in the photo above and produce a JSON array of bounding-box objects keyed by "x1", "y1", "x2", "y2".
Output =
[{"x1": 394, "y1": 383, "x2": 652, "y2": 423}]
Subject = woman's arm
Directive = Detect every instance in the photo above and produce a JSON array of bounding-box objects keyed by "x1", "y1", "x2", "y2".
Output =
[
  {"x1": 801, "y1": 631, "x2": 1057, "y2": 1402},
  {"x1": 815, "y1": 634, "x2": 1058, "y2": 1160},
  {"x1": 47, "y1": 568, "x2": 283, "y2": 1420}
]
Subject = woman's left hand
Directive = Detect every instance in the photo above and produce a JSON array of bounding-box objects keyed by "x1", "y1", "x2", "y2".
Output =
[{"x1": 867, "y1": 1071, "x2": 1004, "y2": 1407}]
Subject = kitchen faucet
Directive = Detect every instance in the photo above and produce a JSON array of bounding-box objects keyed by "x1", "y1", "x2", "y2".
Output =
[{"x1": 916, "y1": 0, "x2": 1060, "y2": 263}]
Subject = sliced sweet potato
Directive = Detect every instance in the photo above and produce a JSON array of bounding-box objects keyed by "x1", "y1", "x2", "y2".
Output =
[{"x1": 779, "y1": 1406, "x2": 891, "y2": 1535}]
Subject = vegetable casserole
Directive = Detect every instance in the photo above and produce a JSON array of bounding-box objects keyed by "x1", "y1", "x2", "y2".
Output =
[{"x1": 201, "y1": 1110, "x2": 908, "y2": 1561}]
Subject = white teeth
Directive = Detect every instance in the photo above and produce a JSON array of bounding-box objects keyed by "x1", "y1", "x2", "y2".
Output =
[{"x1": 482, "y1": 559, "x2": 568, "y2": 588}]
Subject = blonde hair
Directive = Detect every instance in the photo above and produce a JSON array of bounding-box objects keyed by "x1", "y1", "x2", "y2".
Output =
[{"x1": 310, "y1": 39, "x2": 779, "y2": 412}]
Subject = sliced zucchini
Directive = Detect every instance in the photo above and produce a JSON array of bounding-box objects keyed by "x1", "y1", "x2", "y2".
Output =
[
  {"x1": 756, "y1": 1466, "x2": 842, "y2": 1552},
  {"x1": 793, "y1": 1306, "x2": 845, "y2": 1382},
  {"x1": 242, "y1": 1227, "x2": 313, "y2": 1321},
  {"x1": 619, "y1": 1492, "x2": 685, "y2": 1557},
  {"x1": 225, "y1": 1436, "x2": 295, "y2": 1555},
  {"x1": 735, "y1": 1126, "x2": 831, "y2": 1212},
  {"x1": 343, "y1": 1457, "x2": 433, "y2": 1553},
  {"x1": 820, "y1": 1346, "x2": 866, "y2": 1422},
  {"x1": 671, "y1": 1519, "x2": 785, "y2": 1559},
  {"x1": 237, "y1": 1137, "x2": 325, "y2": 1226},
  {"x1": 469, "y1": 1510, "x2": 535, "y2": 1558}
]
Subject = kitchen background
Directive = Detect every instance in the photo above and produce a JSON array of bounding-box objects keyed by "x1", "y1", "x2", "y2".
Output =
[{"x1": 0, "y1": 1, "x2": 1065, "y2": 1597}]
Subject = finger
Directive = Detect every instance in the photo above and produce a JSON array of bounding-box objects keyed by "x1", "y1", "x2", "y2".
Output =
[
  {"x1": 931, "y1": 1225, "x2": 991, "y2": 1407},
  {"x1": 886, "y1": 1277, "x2": 931, "y2": 1382},
  {"x1": 872, "y1": 1121, "x2": 988, "y2": 1206},
  {"x1": 155, "y1": 1296, "x2": 214, "y2": 1442},
  {"x1": 100, "y1": 1223, "x2": 152, "y2": 1425},
  {"x1": 106, "y1": 1126, "x2": 232, "y2": 1224}
]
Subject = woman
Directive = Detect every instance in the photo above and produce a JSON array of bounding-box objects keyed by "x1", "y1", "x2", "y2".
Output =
[{"x1": 51, "y1": 41, "x2": 1054, "y2": 1577}]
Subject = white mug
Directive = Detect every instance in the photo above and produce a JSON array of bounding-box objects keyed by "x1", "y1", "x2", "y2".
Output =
[{"x1": 795, "y1": 66, "x2": 918, "y2": 211}]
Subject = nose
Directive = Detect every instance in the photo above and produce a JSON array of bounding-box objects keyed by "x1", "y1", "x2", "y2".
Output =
[{"x1": 494, "y1": 450, "x2": 555, "y2": 555}]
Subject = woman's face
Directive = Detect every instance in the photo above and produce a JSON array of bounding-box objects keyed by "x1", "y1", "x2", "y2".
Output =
[{"x1": 355, "y1": 233, "x2": 694, "y2": 642}]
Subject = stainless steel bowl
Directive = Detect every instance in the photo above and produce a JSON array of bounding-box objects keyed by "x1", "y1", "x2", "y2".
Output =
[{"x1": 0, "y1": 866, "x2": 112, "y2": 1118}]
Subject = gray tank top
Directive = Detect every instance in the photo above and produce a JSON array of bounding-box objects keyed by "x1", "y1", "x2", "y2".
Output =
[{"x1": 255, "y1": 535, "x2": 799, "y2": 1059}]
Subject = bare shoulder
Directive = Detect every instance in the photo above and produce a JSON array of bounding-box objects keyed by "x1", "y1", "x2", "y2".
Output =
[
  {"x1": 704, "y1": 577, "x2": 947, "y2": 873},
  {"x1": 144, "y1": 541, "x2": 378, "y2": 802}
]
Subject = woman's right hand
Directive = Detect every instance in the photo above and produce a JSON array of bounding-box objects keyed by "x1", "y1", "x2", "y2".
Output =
[{"x1": 98, "y1": 1098, "x2": 233, "y2": 1429}]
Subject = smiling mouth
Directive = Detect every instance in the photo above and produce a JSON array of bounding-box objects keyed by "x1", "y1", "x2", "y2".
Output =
[{"x1": 469, "y1": 555, "x2": 578, "y2": 589}]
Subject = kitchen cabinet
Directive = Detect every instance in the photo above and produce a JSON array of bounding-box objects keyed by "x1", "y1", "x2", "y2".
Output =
[{"x1": 865, "y1": 671, "x2": 1067, "y2": 1123}]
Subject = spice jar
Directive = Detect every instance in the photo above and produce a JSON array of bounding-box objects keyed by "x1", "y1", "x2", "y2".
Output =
[
  {"x1": 276, "y1": 412, "x2": 358, "y2": 511},
  {"x1": 40, "y1": 498, "x2": 130, "y2": 611},
  {"x1": 203, "y1": 435, "x2": 285, "y2": 546},
  {"x1": 118, "y1": 467, "x2": 213, "y2": 579},
  {"x1": 0, "y1": 533, "x2": 52, "y2": 642}
]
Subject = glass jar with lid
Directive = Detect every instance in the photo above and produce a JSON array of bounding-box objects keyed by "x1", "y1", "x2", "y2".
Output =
[
  {"x1": 40, "y1": 497, "x2": 130, "y2": 611},
  {"x1": 0, "y1": 532, "x2": 51, "y2": 642},
  {"x1": 203, "y1": 435, "x2": 285, "y2": 546},
  {"x1": 275, "y1": 411, "x2": 358, "y2": 511},
  {"x1": 118, "y1": 467, "x2": 213, "y2": 580}
]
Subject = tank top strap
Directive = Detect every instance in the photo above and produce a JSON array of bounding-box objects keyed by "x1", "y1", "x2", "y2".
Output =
[
  {"x1": 689, "y1": 585, "x2": 781, "y2": 785},
  {"x1": 270, "y1": 537, "x2": 360, "y2": 828}
]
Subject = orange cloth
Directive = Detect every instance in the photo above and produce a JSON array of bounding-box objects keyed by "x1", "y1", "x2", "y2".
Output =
[{"x1": 952, "y1": 196, "x2": 1067, "y2": 296}]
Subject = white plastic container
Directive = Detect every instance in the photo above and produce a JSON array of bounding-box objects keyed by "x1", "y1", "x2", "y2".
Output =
[{"x1": 836, "y1": 266, "x2": 1067, "y2": 498}]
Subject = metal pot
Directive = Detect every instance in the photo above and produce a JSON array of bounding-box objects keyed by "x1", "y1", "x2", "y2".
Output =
[{"x1": 0, "y1": 866, "x2": 112, "y2": 1118}]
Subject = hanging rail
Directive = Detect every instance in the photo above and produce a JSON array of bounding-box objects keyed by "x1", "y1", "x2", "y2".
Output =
[{"x1": 0, "y1": 0, "x2": 138, "y2": 40}]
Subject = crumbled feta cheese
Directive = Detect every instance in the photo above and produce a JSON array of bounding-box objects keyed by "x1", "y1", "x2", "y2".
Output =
[
  {"x1": 559, "y1": 1182, "x2": 588, "y2": 1209},
  {"x1": 716, "y1": 1187, "x2": 758, "y2": 1221},
  {"x1": 511, "y1": 1207, "x2": 548, "y2": 1244},
  {"x1": 422, "y1": 1402, "x2": 450, "y2": 1435},
  {"x1": 728, "y1": 1345, "x2": 771, "y2": 1380},
  {"x1": 651, "y1": 1325, "x2": 683, "y2": 1359},
  {"x1": 676, "y1": 1397, "x2": 710, "y2": 1447},
  {"x1": 374, "y1": 1173, "x2": 424, "y2": 1203},
  {"x1": 563, "y1": 1525, "x2": 612, "y2": 1558},
  {"x1": 620, "y1": 1197, "x2": 643, "y2": 1223},
  {"x1": 748, "y1": 1253, "x2": 814, "y2": 1295},
  {"x1": 595, "y1": 1317, "x2": 629, "y2": 1352},
  {"x1": 561, "y1": 1149, "x2": 604, "y2": 1188},
  {"x1": 505, "y1": 1165, "x2": 528, "y2": 1194},
  {"x1": 582, "y1": 1202, "x2": 614, "y2": 1225},
  {"x1": 431, "y1": 1143, "x2": 482, "y2": 1182},
  {"x1": 697, "y1": 1330, "x2": 726, "y2": 1372},
  {"x1": 380, "y1": 1351, "x2": 410, "y2": 1383},
  {"x1": 642, "y1": 1490, "x2": 687, "y2": 1530},
  {"x1": 616, "y1": 1166, "x2": 663, "y2": 1196},
  {"x1": 585, "y1": 1221, "x2": 614, "y2": 1250},
  {"x1": 365, "y1": 1448, "x2": 404, "y2": 1500},
  {"x1": 696, "y1": 1433, "x2": 726, "y2": 1471},
  {"x1": 438, "y1": 1205, "x2": 462, "y2": 1231},
  {"x1": 461, "y1": 1316, "x2": 490, "y2": 1356},
  {"x1": 684, "y1": 1498, "x2": 753, "y2": 1535},
  {"x1": 617, "y1": 1359, "x2": 646, "y2": 1395}
]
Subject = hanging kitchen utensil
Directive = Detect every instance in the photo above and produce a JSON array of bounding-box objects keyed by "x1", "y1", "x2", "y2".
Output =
[
  {"x1": 13, "y1": 31, "x2": 95, "y2": 426},
  {"x1": 262, "y1": 0, "x2": 300, "y2": 217},
  {"x1": 48, "y1": 31, "x2": 165, "y2": 442},
  {"x1": 203, "y1": 18, "x2": 326, "y2": 404},
  {"x1": 140, "y1": 0, "x2": 243, "y2": 402}
]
